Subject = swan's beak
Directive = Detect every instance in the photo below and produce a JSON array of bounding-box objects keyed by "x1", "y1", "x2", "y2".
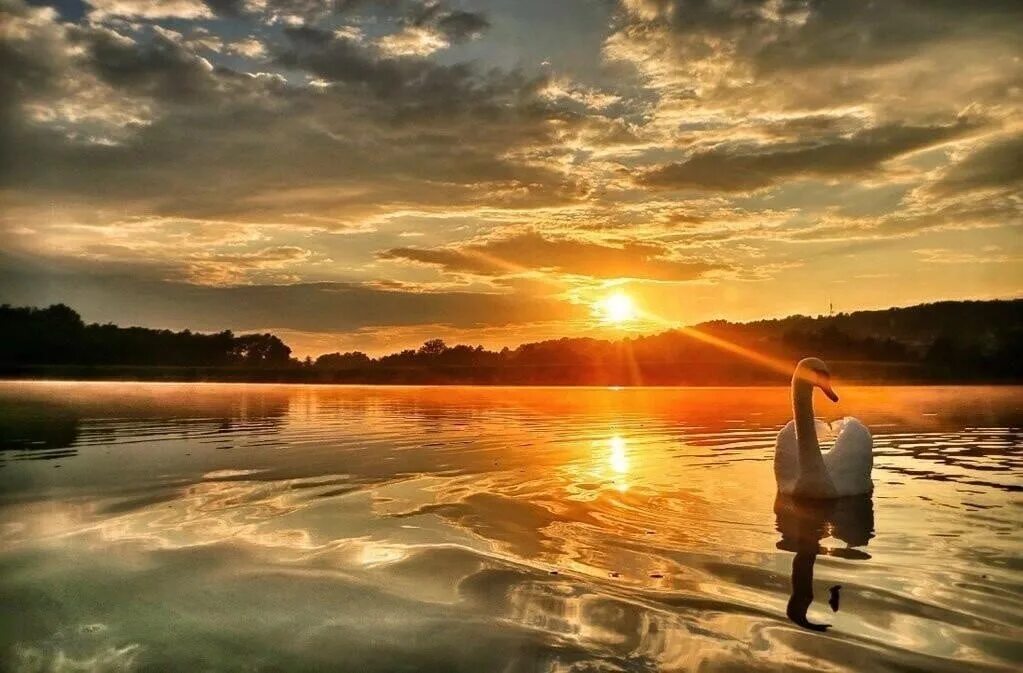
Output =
[{"x1": 821, "y1": 383, "x2": 839, "y2": 403}]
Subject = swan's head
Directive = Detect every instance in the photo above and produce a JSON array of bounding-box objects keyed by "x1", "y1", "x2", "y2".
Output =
[{"x1": 794, "y1": 357, "x2": 839, "y2": 402}]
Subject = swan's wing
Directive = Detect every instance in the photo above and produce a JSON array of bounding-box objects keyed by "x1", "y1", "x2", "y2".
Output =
[
  {"x1": 774, "y1": 421, "x2": 799, "y2": 494},
  {"x1": 823, "y1": 417, "x2": 873, "y2": 496}
]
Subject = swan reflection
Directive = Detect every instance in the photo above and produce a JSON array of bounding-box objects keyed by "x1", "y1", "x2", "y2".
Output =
[{"x1": 775, "y1": 494, "x2": 874, "y2": 631}]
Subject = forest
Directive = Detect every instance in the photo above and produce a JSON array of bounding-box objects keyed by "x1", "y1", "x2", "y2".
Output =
[{"x1": 1, "y1": 300, "x2": 1020, "y2": 384}]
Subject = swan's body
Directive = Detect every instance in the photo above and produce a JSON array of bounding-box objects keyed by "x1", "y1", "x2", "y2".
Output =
[
  {"x1": 775, "y1": 417, "x2": 873, "y2": 497},
  {"x1": 774, "y1": 358, "x2": 873, "y2": 498}
]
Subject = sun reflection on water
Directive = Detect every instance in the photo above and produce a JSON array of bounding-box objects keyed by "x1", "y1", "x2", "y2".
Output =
[
  {"x1": 608, "y1": 435, "x2": 629, "y2": 492},
  {"x1": 1, "y1": 383, "x2": 1021, "y2": 672}
]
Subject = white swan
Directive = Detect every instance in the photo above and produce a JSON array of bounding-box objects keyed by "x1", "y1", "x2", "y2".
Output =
[{"x1": 775, "y1": 358, "x2": 873, "y2": 498}]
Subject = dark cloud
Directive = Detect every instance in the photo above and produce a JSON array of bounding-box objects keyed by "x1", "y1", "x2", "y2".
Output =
[
  {"x1": 379, "y1": 231, "x2": 722, "y2": 280},
  {"x1": 752, "y1": 0, "x2": 1023, "y2": 73},
  {"x1": 409, "y1": 3, "x2": 490, "y2": 42},
  {"x1": 435, "y1": 10, "x2": 490, "y2": 41},
  {"x1": 278, "y1": 24, "x2": 451, "y2": 92},
  {"x1": 926, "y1": 134, "x2": 1023, "y2": 197},
  {"x1": 225, "y1": 0, "x2": 489, "y2": 35},
  {"x1": 0, "y1": 255, "x2": 584, "y2": 332},
  {"x1": 625, "y1": 0, "x2": 1023, "y2": 72},
  {"x1": 276, "y1": 25, "x2": 506, "y2": 103},
  {"x1": 0, "y1": 0, "x2": 68, "y2": 108},
  {"x1": 202, "y1": 0, "x2": 246, "y2": 17},
  {"x1": 610, "y1": 0, "x2": 1023, "y2": 125},
  {"x1": 638, "y1": 121, "x2": 973, "y2": 192},
  {"x1": 1, "y1": 3, "x2": 584, "y2": 223},
  {"x1": 79, "y1": 25, "x2": 218, "y2": 101}
]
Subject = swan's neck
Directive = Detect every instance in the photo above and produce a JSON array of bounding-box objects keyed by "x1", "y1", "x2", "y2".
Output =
[{"x1": 792, "y1": 378, "x2": 834, "y2": 497}]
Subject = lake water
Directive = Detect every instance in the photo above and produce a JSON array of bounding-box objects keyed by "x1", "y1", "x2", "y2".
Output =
[{"x1": 0, "y1": 382, "x2": 1020, "y2": 672}]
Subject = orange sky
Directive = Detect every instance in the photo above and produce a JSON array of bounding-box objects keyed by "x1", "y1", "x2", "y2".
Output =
[{"x1": 1, "y1": 0, "x2": 1021, "y2": 356}]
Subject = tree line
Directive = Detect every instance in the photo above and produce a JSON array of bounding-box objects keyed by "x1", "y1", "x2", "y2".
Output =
[
  {"x1": 0, "y1": 304, "x2": 291, "y2": 367},
  {"x1": 1, "y1": 300, "x2": 1020, "y2": 384}
]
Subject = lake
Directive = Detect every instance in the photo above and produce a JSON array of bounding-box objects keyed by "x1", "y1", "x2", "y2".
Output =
[{"x1": 0, "y1": 382, "x2": 1020, "y2": 672}]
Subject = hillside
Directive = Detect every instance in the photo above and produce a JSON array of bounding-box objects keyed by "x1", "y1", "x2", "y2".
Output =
[{"x1": 1, "y1": 300, "x2": 1021, "y2": 384}]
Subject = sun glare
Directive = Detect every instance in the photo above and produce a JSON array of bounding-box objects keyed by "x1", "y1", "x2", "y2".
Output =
[
  {"x1": 609, "y1": 435, "x2": 629, "y2": 474},
  {"x1": 601, "y1": 292, "x2": 636, "y2": 324}
]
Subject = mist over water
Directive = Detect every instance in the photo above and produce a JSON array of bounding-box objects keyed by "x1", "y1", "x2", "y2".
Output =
[{"x1": 0, "y1": 383, "x2": 1020, "y2": 672}]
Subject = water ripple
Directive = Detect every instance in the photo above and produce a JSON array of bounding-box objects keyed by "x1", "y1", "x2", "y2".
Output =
[{"x1": 0, "y1": 383, "x2": 1020, "y2": 672}]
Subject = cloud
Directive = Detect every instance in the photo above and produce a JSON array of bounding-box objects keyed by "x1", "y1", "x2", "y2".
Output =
[
  {"x1": 1, "y1": 0, "x2": 1020, "y2": 344},
  {"x1": 185, "y1": 245, "x2": 313, "y2": 284},
  {"x1": 606, "y1": 0, "x2": 1022, "y2": 127},
  {"x1": 201, "y1": 0, "x2": 248, "y2": 17},
  {"x1": 638, "y1": 121, "x2": 974, "y2": 192},
  {"x1": 925, "y1": 133, "x2": 1023, "y2": 197},
  {"x1": 914, "y1": 248, "x2": 1019, "y2": 265},
  {"x1": 432, "y1": 9, "x2": 490, "y2": 42},
  {"x1": 82, "y1": 24, "x2": 217, "y2": 102},
  {"x1": 85, "y1": 0, "x2": 212, "y2": 19},
  {"x1": 376, "y1": 2, "x2": 490, "y2": 56},
  {"x1": 616, "y1": 1, "x2": 1023, "y2": 73},
  {"x1": 276, "y1": 24, "x2": 459, "y2": 92},
  {"x1": 1, "y1": 6, "x2": 584, "y2": 230},
  {"x1": 376, "y1": 27, "x2": 450, "y2": 57},
  {"x1": 751, "y1": 1, "x2": 1023, "y2": 73},
  {"x1": 378, "y1": 231, "x2": 722, "y2": 281},
  {"x1": 407, "y1": 3, "x2": 489, "y2": 41},
  {"x1": 0, "y1": 254, "x2": 585, "y2": 333},
  {"x1": 225, "y1": 37, "x2": 266, "y2": 58},
  {"x1": 539, "y1": 77, "x2": 622, "y2": 111},
  {"x1": 775, "y1": 190, "x2": 1018, "y2": 242}
]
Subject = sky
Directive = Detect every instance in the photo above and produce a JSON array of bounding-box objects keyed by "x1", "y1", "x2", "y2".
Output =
[{"x1": 1, "y1": 0, "x2": 1021, "y2": 356}]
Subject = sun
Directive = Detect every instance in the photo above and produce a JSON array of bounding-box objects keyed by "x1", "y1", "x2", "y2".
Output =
[{"x1": 600, "y1": 291, "x2": 636, "y2": 324}]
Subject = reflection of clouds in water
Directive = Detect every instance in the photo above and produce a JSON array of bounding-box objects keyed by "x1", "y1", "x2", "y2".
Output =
[
  {"x1": 505, "y1": 582, "x2": 665, "y2": 654},
  {"x1": 12, "y1": 624, "x2": 141, "y2": 673},
  {"x1": 2, "y1": 475, "x2": 1016, "y2": 673},
  {"x1": 357, "y1": 543, "x2": 409, "y2": 568},
  {"x1": 14, "y1": 643, "x2": 141, "y2": 673},
  {"x1": 201, "y1": 469, "x2": 268, "y2": 480},
  {"x1": 499, "y1": 578, "x2": 794, "y2": 671},
  {"x1": 109, "y1": 479, "x2": 314, "y2": 552},
  {"x1": 1, "y1": 385, "x2": 1021, "y2": 672},
  {"x1": 3, "y1": 475, "x2": 355, "y2": 557}
]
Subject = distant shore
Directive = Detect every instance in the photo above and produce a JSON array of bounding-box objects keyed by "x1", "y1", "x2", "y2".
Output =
[
  {"x1": 3, "y1": 362, "x2": 1019, "y2": 386},
  {"x1": 4, "y1": 300, "x2": 1021, "y2": 386}
]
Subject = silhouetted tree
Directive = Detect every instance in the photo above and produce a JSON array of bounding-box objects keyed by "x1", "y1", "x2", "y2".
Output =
[
  {"x1": 418, "y1": 339, "x2": 447, "y2": 356},
  {"x1": 315, "y1": 351, "x2": 371, "y2": 370},
  {"x1": 2, "y1": 300, "x2": 1021, "y2": 384},
  {"x1": 232, "y1": 334, "x2": 291, "y2": 365}
]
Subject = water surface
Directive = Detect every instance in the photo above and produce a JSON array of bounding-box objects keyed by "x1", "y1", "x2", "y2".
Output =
[{"x1": 0, "y1": 383, "x2": 1020, "y2": 672}]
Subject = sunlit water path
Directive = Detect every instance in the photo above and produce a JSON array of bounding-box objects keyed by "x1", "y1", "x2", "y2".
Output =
[{"x1": 0, "y1": 383, "x2": 1020, "y2": 672}]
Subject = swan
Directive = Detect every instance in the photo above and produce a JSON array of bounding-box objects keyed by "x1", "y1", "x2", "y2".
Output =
[{"x1": 775, "y1": 358, "x2": 873, "y2": 498}]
